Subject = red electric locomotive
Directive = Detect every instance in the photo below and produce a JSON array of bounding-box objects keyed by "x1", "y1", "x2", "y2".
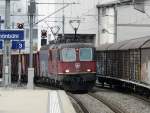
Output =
[{"x1": 35, "y1": 42, "x2": 96, "y2": 91}]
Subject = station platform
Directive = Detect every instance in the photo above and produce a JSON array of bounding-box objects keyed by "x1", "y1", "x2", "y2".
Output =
[{"x1": 0, "y1": 89, "x2": 76, "y2": 113}]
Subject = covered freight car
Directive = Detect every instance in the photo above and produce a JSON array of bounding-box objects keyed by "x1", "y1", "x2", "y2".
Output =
[{"x1": 96, "y1": 36, "x2": 150, "y2": 94}]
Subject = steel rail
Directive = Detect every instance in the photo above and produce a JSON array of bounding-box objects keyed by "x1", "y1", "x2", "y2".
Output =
[
  {"x1": 88, "y1": 93, "x2": 128, "y2": 113},
  {"x1": 130, "y1": 94, "x2": 150, "y2": 106},
  {"x1": 67, "y1": 93, "x2": 90, "y2": 113}
]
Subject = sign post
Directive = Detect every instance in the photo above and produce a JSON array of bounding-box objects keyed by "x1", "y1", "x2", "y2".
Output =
[
  {"x1": 0, "y1": 30, "x2": 24, "y2": 87},
  {"x1": 4, "y1": 0, "x2": 11, "y2": 87}
]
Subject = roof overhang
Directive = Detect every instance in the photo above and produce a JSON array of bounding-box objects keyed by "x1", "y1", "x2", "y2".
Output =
[{"x1": 96, "y1": 0, "x2": 131, "y2": 8}]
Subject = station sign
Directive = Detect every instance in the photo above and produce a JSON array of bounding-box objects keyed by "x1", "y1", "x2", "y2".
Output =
[
  {"x1": 11, "y1": 41, "x2": 25, "y2": 49},
  {"x1": 0, "y1": 41, "x2": 2, "y2": 49},
  {"x1": 0, "y1": 30, "x2": 24, "y2": 40}
]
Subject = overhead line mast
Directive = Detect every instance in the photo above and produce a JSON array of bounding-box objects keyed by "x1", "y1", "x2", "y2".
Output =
[{"x1": 62, "y1": 0, "x2": 65, "y2": 40}]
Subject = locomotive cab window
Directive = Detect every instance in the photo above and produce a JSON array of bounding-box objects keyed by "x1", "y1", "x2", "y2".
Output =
[
  {"x1": 61, "y1": 48, "x2": 76, "y2": 62},
  {"x1": 79, "y1": 48, "x2": 92, "y2": 61}
]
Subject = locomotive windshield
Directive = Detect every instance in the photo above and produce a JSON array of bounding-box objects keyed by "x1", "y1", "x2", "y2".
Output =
[
  {"x1": 79, "y1": 48, "x2": 92, "y2": 61},
  {"x1": 61, "y1": 48, "x2": 76, "y2": 62}
]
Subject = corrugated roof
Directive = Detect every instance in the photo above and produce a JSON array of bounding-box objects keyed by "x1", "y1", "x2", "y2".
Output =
[
  {"x1": 96, "y1": 36, "x2": 150, "y2": 51},
  {"x1": 141, "y1": 40, "x2": 150, "y2": 49},
  {"x1": 108, "y1": 40, "x2": 129, "y2": 50},
  {"x1": 96, "y1": 43, "x2": 112, "y2": 51},
  {"x1": 119, "y1": 36, "x2": 150, "y2": 50}
]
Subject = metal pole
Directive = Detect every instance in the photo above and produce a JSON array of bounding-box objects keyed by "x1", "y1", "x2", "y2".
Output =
[
  {"x1": 4, "y1": 0, "x2": 11, "y2": 86},
  {"x1": 0, "y1": 16, "x2": 1, "y2": 30},
  {"x1": 114, "y1": 5, "x2": 117, "y2": 43},
  {"x1": 97, "y1": 7, "x2": 100, "y2": 46},
  {"x1": 74, "y1": 28, "x2": 77, "y2": 40},
  {"x1": 62, "y1": 0, "x2": 65, "y2": 40},
  {"x1": 18, "y1": 49, "x2": 21, "y2": 85},
  {"x1": 29, "y1": 14, "x2": 33, "y2": 68},
  {"x1": 27, "y1": 0, "x2": 35, "y2": 89}
]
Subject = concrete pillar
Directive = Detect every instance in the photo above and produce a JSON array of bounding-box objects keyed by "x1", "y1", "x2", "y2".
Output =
[
  {"x1": 97, "y1": 6, "x2": 117, "y2": 45},
  {"x1": 27, "y1": 68, "x2": 34, "y2": 89},
  {"x1": 95, "y1": 7, "x2": 101, "y2": 47},
  {"x1": 4, "y1": 66, "x2": 9, "y2": 87}
]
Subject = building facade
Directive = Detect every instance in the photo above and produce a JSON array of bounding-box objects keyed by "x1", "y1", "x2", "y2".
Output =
[{"x1": 54, "y1": 0, "x2": 150, "y2": 47}]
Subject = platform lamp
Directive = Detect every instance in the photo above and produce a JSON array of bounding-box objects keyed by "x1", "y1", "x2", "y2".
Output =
[{"x1": 69, "y1": 19, "x2": 81, "y2": 40}]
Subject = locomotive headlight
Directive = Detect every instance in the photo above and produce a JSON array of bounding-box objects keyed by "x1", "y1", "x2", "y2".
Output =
[
  {"x1": 65, "y1": 69, "x2": 70, "y2": 73},
  {"x1": 87, "y1": 69, "x2": 91, "y2": 72}
]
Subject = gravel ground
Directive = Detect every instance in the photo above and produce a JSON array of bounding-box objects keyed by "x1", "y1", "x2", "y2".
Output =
[
  {"x1": 94, "y1": 88, "x2": 150, "y2": 113},
  {"x1": 74, "y1": 94, "x2": 115, "y2": 113}
]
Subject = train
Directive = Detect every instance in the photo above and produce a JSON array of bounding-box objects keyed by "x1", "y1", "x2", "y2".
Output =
[
  {"x1": 35, "y1": 42, "x2": 96, "y2": 91},
  {"x1": 0, "y1": 41, "x2": 96, "y2": 91},
  {"x1": 0, "y1": 53, "x2": 39, "y2": 83},
  {"x1": 96, "y1": 36, "x2": 150, "y2": 95}
]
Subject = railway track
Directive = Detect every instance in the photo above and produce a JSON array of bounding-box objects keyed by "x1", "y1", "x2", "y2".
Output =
[
  {"x1": 93, "y1": 86, "x2": 150, "y2": 113},
  {"x1": 95, "y1": 84, "x2": 150, "y2": 105},
  {"x1": 88, "y1": 93, "x2": 127, "y2": 113},
  {"x1": 129, "y1": 93, "x2": 150, "y2": 106},
  {"x1": 67, "y1": 92, "x2": 127, "y2": 113},
  {"x1": 67, "y1": 93, "x2": 89, "y2": 113}
]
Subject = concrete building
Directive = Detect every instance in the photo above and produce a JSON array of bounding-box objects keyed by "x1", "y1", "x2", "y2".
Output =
[
  {"x1": 0, "y1": 0, "x2": 38, "y2": 53},
  {"x1": 54, "y1": 0, "x2": 150, "y2": 47},
  {"x1": 117, "y1": 0, "x2": 150, "y2": 41}
]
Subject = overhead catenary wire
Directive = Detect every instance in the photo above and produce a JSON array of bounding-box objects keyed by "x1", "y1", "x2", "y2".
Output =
[
  {"x1": 117, "y1": 24, "x2": 150, "y2": 27},
  {"x1": 34, "y1": 4, "x2": 70, "y2": 25},
  {"x1": 36, "y1": 2, "x2": 79, "y2": 5}
]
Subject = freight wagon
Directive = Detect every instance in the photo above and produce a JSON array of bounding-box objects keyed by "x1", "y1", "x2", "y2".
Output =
[
  {"x1": 0, "y1": 53, "x2": 39, "y2": 83},
  {"x1": 96, "y1": 36, "x2": 150, "y2": 96}
]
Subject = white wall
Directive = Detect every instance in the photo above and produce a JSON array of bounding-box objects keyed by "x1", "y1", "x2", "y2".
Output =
[
  {"x1": 55, "y1": 0, "x2": 99, "y2": 34},
  {"x1": 54, "y1": 0, "x2": 150, "y2": 44},
  {"x1": 54, "y1": 0, "x2": 118, "y2": 46},
  {"x1": 117, "y1": 0, "x2": 150, "y2": 42}
]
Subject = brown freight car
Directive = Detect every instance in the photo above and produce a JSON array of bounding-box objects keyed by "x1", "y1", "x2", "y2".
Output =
[{"x1": 0, "y1": 52, "x2": 39, "y2": 83}]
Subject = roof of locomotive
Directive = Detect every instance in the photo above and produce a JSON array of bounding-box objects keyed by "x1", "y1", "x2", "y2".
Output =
[{"x1": 40, "y1": 43, "x2": 94, "y2": 50}]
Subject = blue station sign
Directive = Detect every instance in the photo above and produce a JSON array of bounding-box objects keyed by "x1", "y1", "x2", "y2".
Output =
[
  {"x1": 0, "y1": 41, "x2": 2, "y2": 49},
  {"x1": 0, "y1": 30, "x2": 24, "y2": 40},
  {"x1": 11, "y1": 41, "x2": 25, "y2": 49}
]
